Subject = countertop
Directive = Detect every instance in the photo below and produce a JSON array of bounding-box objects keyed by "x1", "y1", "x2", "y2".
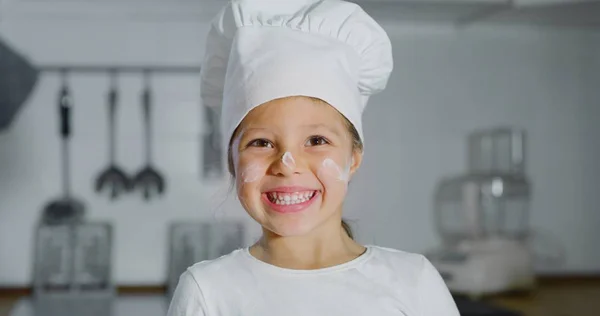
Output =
[{"x1": 485, "y1": 278, "x2": 600, "y2": 316}]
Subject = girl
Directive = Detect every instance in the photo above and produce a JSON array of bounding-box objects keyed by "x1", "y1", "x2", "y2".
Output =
[{"x1": 167, "y1": 0, "x2": 460, "y2": 315}]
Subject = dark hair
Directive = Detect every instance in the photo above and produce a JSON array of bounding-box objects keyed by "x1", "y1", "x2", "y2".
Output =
[{"x1": 227, "y1": 97, "x2": 363, "y2": 239}]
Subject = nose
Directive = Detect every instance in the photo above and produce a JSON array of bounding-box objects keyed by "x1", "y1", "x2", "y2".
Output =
[{"x1": 269, "y1": 150, "x2": 303, "y2": 177}]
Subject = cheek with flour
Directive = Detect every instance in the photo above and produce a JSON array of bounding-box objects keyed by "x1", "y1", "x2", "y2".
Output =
[
  {"x1": 317, "y1": 157, "x2": 353, "y2": 185},
  {"x1": 240, "y1": 163, "x2": 263, "y2": 183}
]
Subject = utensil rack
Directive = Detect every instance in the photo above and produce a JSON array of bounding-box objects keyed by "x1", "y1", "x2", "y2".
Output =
[
  {"x1": 38, "y1": 63, "x2": 225, "y2": 180},
  {"x1": 39, "y1": 64, "x2": 201, "y2": 74}
]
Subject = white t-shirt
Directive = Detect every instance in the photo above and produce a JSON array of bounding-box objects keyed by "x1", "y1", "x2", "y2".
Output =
[{"x1": 166, "y1": 245, "x2": 460, "y2": 316}]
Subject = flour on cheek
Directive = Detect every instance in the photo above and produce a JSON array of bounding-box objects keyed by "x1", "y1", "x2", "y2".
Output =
[
  {"x1": 240, "y1": 163, "x2": 263, "y2": 183},
  {"x1": 232, "y1": 134, "x2": 265, "y2": 184},
  {"x1": 236, "y1": 162, "x2": 265, "y2": 212},
  {"x1": 317, "y1": 157, "x2": 353, "y2": 184}
]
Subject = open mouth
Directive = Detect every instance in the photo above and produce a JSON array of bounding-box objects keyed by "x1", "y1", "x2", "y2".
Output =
[{"x1": 265, "y1": 190, "x2": 318, "y2": 205}]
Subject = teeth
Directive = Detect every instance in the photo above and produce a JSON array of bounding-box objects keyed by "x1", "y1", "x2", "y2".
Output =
[{"x1": 267, "y1": 191, "x2": 315, "y2": 205}]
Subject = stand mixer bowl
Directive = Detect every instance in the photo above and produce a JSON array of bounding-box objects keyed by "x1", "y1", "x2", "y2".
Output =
[{"x1": 434, "y1": 172, "x2": 531, "y2": 246}]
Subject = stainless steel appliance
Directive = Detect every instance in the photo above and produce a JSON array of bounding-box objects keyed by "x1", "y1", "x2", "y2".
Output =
[{"x1": 428, "y1": 128, "x2": 536, "y2": 297}]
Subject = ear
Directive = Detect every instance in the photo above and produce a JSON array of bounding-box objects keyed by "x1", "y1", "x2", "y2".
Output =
[{"x1": 349, "y1": 149, "x2": 363, "y2": 178}]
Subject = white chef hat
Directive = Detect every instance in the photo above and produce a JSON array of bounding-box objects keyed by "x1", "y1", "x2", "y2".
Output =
[{"x1": 200, "y1": 0, "x2": 393, "y2": 151}]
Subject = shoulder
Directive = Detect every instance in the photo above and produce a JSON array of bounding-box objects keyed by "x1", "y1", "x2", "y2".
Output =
[
  {"x1": 171, "y1": 248, "x2": 247, "y2": 291},
  {"x1": 366, "y1": 246, "x2": 460, "y2": 315},
  {"x1": 363, "y1": 245, "x2": 447, "y2": 288},
  {"x1": 367, "y1": 245, "x2": 432, "y2": 273},
  {"x1": 167, "y1": 248, "x2": 249, "y2": 315},
  {"x1": 368, "y1": 245, "x2": 428, "y2": 266},
  {"x1": 368, "y1": 246, "x2": 460, "y2": 315},
  {"x1": 183, "y1": 247, "x2": 264, "y2": 296},
  {"x1": 167, "y1": 248, "x2": 250, "y2": 313},
  {"x1": 185, "y1": 248, "x2": 248, "y2": 283}
]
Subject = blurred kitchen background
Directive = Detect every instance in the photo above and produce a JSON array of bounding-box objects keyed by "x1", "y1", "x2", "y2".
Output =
[{"x1": 0, "y1": 1, "x2": 599, "y2": 316}]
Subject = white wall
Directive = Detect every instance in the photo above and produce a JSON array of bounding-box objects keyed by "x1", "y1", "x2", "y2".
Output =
[
  {"x1": 352, "y1": 25, "x2": 600, "y2": 275},
  {"x1": 1, "y1": 11, "x2": 598, "y2": 285}
]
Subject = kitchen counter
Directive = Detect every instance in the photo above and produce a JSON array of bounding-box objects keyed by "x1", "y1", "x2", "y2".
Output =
[
  {"x1": 1, "y1": 278, "x2": 599, "y2": 316},
  {"x1": 485, "y1": 278, "x2": 600, "y2": 316}
]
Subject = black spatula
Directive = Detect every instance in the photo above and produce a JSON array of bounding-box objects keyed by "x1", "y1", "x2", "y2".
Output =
[{"x1": 42, "y1": 70, "x2": 85, "y2": 225}]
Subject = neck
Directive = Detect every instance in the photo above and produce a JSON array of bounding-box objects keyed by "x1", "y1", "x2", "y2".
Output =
[{"x1": 249, "y1": 216, "x2": 366, "y2": 270}]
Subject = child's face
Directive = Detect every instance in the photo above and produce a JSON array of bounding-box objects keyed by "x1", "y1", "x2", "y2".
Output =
[{"x1": 231, "y1": 97, "x2": 362, "y2": 237}]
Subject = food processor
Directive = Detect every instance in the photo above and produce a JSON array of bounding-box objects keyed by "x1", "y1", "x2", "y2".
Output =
[{"x1": 427, "y1": 127, "x2": 536, "y2": 297}]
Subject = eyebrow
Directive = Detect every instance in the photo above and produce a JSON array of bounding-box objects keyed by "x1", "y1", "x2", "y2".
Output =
[
  {"x1": 240, "y1": 124, "x2": 343, "y2": 140},
  {"x1": 300, "y1": 124, "x2": 342, "y2": 137}
]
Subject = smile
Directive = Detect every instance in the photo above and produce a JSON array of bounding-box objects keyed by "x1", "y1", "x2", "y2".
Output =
[
  {"x1": 266, "y1": 191, "x2": 317, "y2": 205},
  {"x1": 261, "y1": 188, "x2": 320, "y2": 214}
]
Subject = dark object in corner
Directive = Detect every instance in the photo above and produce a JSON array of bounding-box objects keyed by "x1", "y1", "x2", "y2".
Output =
[
  {"x1": 0, "y1": 38, "x2": 39, "y2": 131},
  {"x1": 453, "y1": 295, "x2": 522, "y2": 316}
]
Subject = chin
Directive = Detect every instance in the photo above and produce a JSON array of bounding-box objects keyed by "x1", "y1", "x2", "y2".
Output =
[
  {"x1": 247, "y1": 195, "x2": 343, "y2": 238},
  {"x1": 259, "y1": 206, "x2": 324, "y2": 237},
  {"x1": 265, "y1": 220, "x2": 320, "y2": 237}
]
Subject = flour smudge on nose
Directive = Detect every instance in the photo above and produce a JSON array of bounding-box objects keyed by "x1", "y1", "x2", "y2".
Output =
[{"x1": 282, "y1": 152, "x2": 296, "y2": 170}]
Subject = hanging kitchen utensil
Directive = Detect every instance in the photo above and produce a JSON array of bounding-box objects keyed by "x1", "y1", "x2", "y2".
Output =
[
  {"x1": 41, "y1": 69, "x2": 85, "y2": 225},
  {"x1": 133, "y1": 70, "x2": 165, "y2": 200},
  {"x1": 95, "y1": 70, "x2": 132, "y2": 200}
]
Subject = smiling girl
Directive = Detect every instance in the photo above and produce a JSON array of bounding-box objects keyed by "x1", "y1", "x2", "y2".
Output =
[{"x1": 167, "y1": 0, "x2": 459, "y2": 315}]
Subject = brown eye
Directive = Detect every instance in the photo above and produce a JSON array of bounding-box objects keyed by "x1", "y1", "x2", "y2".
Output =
[
  {"x1": 305, "y1": 136, "x2": 330, "y2": 147},
  {"x1": 248, "y1": 139, "x2": 274, "y2": 148}
]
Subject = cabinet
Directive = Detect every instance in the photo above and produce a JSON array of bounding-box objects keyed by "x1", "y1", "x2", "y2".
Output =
[
  {"x1": 514, "y1": 0, "x2": 597, "y2": 5},
  {"x1": 486, "y1": 0, "x2": 600, "y2": 27},
  {"x1": 353, "y1": 0, "x2": 511, "y2": 24},
  {"x1": 355, "y1": 0, "x2": 600, "y2": 27},
  {"x1": 0, "y1": 0, "x2": 224, "y2": 21},
  {"x1": 1, "y1": 0, "x2": 599, "y2": 27}
]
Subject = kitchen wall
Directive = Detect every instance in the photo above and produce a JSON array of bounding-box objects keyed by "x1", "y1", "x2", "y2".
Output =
[{"x1": 1, "y1": 9, "x2": 599, "y2": 286}]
